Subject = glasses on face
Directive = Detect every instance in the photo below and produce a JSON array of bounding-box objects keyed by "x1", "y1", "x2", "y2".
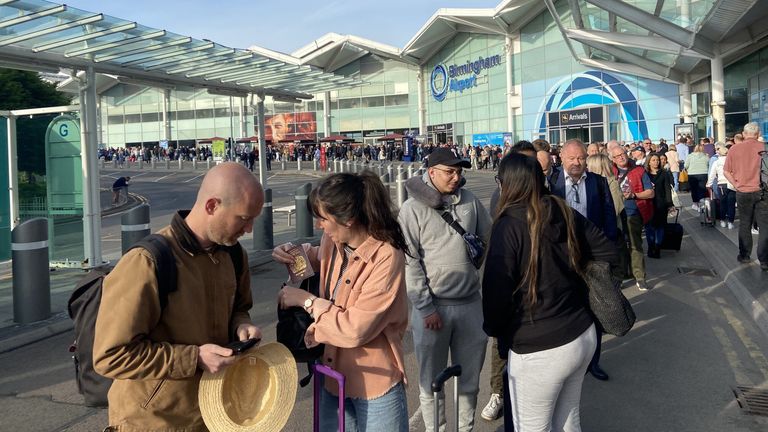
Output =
[
  {"x1": 433, "y1": 166, "x2": 463, "y2": 177},
  {"x1": 611, "y1": 153, "x2": 627, "y2": 161}
]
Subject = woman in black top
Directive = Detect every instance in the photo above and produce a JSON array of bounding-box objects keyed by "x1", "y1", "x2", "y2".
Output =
[
  {"x1": 482, "y1": 153, "x2": 617, "y2": 432},
  {"x1": 643, "y1": 152, "x2": 674, "y2": 258}
]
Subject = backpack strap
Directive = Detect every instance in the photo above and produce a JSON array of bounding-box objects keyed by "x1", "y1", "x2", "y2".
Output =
[
  {"x1": 128, "y1": 234, "x2": 178, "y2": 310},
  {"x1": 439, "y1": 210, "x2": 468, "y2": 236}
]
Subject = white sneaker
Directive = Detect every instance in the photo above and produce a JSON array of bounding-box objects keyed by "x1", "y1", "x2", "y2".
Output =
[
  {"x1": 691, "y1": 203, "x2": 699, "y2": 211},
  {"x1": 727, "y1": 222, "x2": 735, "y2": 230},
  {"x1": 753, "y1": 227, "x2": 760, "y2": 235},
  {"x1": 481, "y1": 393, "x2": 503, "y2": 421},
  {"x1": 719, "y1": 220, "x2": 726, "y2": 228}
]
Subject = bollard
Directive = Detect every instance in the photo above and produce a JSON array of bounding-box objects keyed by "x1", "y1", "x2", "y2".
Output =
[
  {"x1": 313, "y1": 158, "x2": 318, "y2": 171},
  {"x1": 377, "y1": 164, "x2": 384, "y2": 177},
  {"x1": 380, "y1": 173, "x2": 390, "y2": 185},
  {"x1": 387, "y1": 164, "x2": 393, "y2": 181},
  {"x1": 397, "y1": 164, "x2": 403, "y2": 181},
  {"x1": 101, "y1": 158, "x2": 106, "y2": 170},
  {"x1": 346, "y1": 159, "x2": 351, "y2": 173},
  {"x1": 165, "y1": 159, "x2": 170, "y2": 169},
  {"x1": 333, "y1": 159, "x2": 338, "y2": 173},
  {"x1": 139, "y1": 159, "x2": 144, "y2": 169},
  {"x1": 151, "y1": 159, "x2": 156, "y2": 169},
  {"x1": 353, "y1": 161, "x2": 359, "y2": 173},
  {"x1": 113, "y1": 159, "x2": 118, "y2": 168},
  {"x1": 178, "y1": 159, "x2": 183, "y2": 170},
  {"x1": 396, "y1": 172, "x2": 408, "y2": 207},
  {"x1": 295, "y1": 183, "x2": 314, "y2": 240},
  {"x1": 121, "y1": 204, "x2": 151, "y2": 254},
  {"x1": 12, "y1": 218, "x2": 50, "y2": 324},
  {"x1": 297, "y1": 159, "x2": 302, "y2": 171},
  {"x1": 281, "y1": 160, "x2": 286, "y2": 171},
  {"x1": 407, "y1": 164, "x2": 414, "y2": 178},
  {"x1": 253, "y1": 189, "x2": 274, "y2": 250},
  {"x1": 206, "y1": 158, "x2": 212, "y2": 170},
  {"x1": 192, "y1": 159, "x2": 197, "y2": 170}
]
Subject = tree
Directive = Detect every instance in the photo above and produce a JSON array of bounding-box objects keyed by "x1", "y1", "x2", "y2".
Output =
[{"x1": 0, "y1": 68, "x2": 73, "y2": 177}]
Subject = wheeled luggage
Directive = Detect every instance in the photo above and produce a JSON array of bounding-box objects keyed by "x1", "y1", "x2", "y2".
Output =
[
  {"x1": 699, "y1": 198, "x2": 717, "y2": 226},
  {"x1": 431, "y1": 364, "x2": 462, "y2": 432},
  {"x1": 313, "y1": 363, "x2": 345, "y2": 432},
  {"x1": 661, "y1": 208, "x2": 684, "y2": 251}
]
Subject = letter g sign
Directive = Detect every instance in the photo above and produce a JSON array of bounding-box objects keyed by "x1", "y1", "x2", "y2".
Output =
[{"x1": 59, "y1": 124, "x2": 68, "y2": 137}]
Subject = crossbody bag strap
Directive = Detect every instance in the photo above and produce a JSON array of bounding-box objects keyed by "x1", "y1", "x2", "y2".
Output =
[
  {"x1": 323, "y1": 247, "x2": 338, "y2": 301},
  {"x1": 439, "y1": 210, "x2": 467, "y2": 236}
]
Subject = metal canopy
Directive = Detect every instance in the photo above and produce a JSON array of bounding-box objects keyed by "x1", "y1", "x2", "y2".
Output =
[
  {"x1": 292, "y1": 32, "x2": 416, "y2": 72},
  {"x1": 0, "y1": 0, "x2": 360, "y2": 98}
]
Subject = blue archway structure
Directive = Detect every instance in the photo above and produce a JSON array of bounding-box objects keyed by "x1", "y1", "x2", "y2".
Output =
[{"x1": 537, "y1": 71, "x2": 649, "y2": 141}]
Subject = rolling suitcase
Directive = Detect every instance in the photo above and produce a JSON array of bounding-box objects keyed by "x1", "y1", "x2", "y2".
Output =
[
  {"x1": 431, "y1": 364, "x2": 462, "y2": 432},
  {"x1": 661, "y1": 208, "x2": 683, "y2": 251},
  {"x1": 313, "y1": 363, "x2": 345, "y2": 432},
  {"x1": 699, "y1": 198, "x2": 717, "y2": 226}
]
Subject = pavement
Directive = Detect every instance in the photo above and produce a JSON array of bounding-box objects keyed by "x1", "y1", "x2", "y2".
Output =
[{"x1": 1, "y1": 166, "x2": 768, "y2": 431}]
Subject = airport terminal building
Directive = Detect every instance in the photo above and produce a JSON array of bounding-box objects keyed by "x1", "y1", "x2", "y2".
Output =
[{"x1": 75, "y1": 0, "x2": 768, "y2": 150}]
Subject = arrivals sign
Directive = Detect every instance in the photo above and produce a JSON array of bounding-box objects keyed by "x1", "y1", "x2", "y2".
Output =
[{"x1": 431, "y1": 54, "x2": 502, "y2": 102}]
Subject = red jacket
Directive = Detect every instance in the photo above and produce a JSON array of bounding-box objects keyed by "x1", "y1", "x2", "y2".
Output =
[{"x1": 613, "y1": 163, "x2": 654, "y2": 224}]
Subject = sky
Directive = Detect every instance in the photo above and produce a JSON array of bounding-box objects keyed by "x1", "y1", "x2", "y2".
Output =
[{"x1": 62, "y1": 0, "x2": 501, "y2": 54}]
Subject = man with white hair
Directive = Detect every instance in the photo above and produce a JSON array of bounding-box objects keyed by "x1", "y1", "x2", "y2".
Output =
[{"x1": 723, "y1": 122, "x2": 768, "y2": 271}]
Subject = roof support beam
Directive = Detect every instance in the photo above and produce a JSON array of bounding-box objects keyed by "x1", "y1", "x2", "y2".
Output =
[
  {"x1": 567, "y1": 0, "x2": 584, "y2": 28},
  {"x1": 578, "y1": 57, "x2": 678, "y2": 83},
  {"x1": 33, "y1": 22, "x2": 137, "y2": 52},
  {"x1": 165, "y1": 51, "x2": 252, "y2": 74},
  {"x1": 566, "y1": 28, "x2": 710, "y2": 59},
  {"x1": 584, "y1": 0, "x2": 715, "y2": 57},
  {"x1": 193, "y1": 59, "x2": 277, "y2": 80},
  {"x1": 0, "y1": 14, "x2": 104, "y2": 47},
  {"x1": 402, "y1": 22, "x2": 455, "y2": 56},
  {"x1": 64, "y1": 30, "x2": 165, "y2": 57},
  {"x1": 119, "y1": 41, "x2": 214, "y2": 67},
  {"x1": 578, "y1": 39, "x2": 684, "y2": 82},
  {"x1": 94, "y1": 36, "x2": 191, "y2": 63},
  {"x1": 0, "y1": 4, "x2": 66, "y2": 29},
  {"x1": 441, "y1": 15, "x2": 506, "y2": 35},
  {"x1": 142, "y1": 48, "x2": 233, "y2": 71}
]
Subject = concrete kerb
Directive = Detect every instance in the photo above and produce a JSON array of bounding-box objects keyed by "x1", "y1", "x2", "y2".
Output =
[{"x1": 679, "y1": 210, "x2": 768, "y2": 339}]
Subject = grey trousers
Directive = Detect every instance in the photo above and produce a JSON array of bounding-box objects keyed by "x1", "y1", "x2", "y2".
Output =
[
  {"x1": 412, "y1": 299, "x2": 488, "y2": 432},
  {"x1": 507, "y1": 323, "x2": 597, "y2": 432}
]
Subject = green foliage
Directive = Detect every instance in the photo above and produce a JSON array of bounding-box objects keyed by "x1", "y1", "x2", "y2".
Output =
[{"x1": 0, "y1": 68, "x2": 71, "y2": 110}]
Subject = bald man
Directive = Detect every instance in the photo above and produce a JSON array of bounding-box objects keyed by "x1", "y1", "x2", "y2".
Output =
[{"x1": 94, "y1": 163, "x2": 265, "y2": 431}]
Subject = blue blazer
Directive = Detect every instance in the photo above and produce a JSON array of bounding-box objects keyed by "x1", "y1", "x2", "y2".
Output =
[{"x1": 549, "y1": 167, "x2": 617, "y2": 242}]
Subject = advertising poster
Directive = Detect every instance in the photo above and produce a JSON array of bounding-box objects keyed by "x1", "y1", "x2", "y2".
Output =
[
  {"x1": 212, "y1": 138, "x2": 226, "y2": 159},
  {"x1": 263, "y1": 112, "x2": 317, "y2": 142}
]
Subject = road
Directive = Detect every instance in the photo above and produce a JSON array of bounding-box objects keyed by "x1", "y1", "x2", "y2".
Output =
[{"x1": 1, "y1": 166, "x2": 768, "y2": 431}]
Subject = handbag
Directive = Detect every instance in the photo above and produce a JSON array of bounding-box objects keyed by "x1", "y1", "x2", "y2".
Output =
[
  {"x1": 581, "y1": 261, "x2": 636, "y2": 336},
  {"x1": 679, "y1": 169, "x2": 688, "y2": 183},
  {"x1": 438, "y1": 210, "x2": 486, "y2": 269}
]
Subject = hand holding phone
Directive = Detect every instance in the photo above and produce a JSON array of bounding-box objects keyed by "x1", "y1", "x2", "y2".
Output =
[{"x1": 226, "y1": 337, "x2": 260, "y2": 355}]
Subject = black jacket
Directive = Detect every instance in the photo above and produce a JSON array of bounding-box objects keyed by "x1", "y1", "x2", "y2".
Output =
[{"x1": 482, "y1": 197, "x2": 617, "y2": 355}]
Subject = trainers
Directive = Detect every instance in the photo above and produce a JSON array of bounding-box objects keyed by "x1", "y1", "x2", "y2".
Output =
[
  {"x1": 481, "y1": 393, "x2": 503, "y2": 421},
  {"x1": 691, "y1": 203, "x2": 699, "y2": 211},
  {"x1": 727, "y1": 222, "x2": 735, "y2": 230},
  {"x1": 737, "y1": 255, "x2": 752, "y2": 264},
  {"x1": 636, "y1": 280, "x2": 649, "y2": 291},
  {"x1": 752, "y1": 227, "x2": 760, "y2": 235},
  {"x1": 719, "y1": 220, "x2": 727, "y2": 228}
]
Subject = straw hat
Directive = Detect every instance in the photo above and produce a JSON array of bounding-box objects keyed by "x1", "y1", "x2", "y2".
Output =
[{"x1": 199, "y1": 342, "x2": 297, "y2": 432}]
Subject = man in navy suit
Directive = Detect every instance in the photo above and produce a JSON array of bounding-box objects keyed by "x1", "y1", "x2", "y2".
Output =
[{"x1": 549, "y1": 139, "x2": 616, "y2": 381}]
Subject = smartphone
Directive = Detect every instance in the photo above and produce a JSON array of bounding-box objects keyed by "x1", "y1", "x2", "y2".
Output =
[{"x1": 226, "y1": 338, "x2": 260, "y2": 354}]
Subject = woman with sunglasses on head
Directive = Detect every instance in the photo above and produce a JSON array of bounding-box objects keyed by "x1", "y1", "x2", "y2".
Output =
[
  {"x1": 273, "y1": 171, "x2": 410, "y2": 432},
  {"x1": 482, "y1": 153, "x2": 617, "y2": 432}
]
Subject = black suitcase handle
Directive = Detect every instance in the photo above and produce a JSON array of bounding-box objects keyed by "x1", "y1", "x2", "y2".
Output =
[{"x1": 431, "y1": 364, "x2": 462, "y2": 393}]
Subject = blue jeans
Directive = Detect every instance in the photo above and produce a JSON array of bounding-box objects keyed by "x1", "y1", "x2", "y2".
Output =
[
  {"x1": 319, "y1": 381, "x2": 408, "y2": 432},
  {"x1": 672, "y1": 171, "x2": 679, "y2": 192},
  {"x1": 645, "y1": 224, "x2": 665, "y2": 248},
  {"x1": 718, "y1": 187, "x2": 736, "y2": 222}
]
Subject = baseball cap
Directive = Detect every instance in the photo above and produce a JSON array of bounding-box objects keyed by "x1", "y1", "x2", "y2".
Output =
[
  {"x1": 632, "y1": 146, "x2": 645, "y2": 153},
  {"x1": 427, "y1": 148, "x2": 471, "y2": 168}
]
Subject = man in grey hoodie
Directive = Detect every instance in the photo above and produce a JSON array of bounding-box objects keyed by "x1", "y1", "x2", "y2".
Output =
[{"x1": 399, "y1": 147, "x2": 492, "y2": 432}]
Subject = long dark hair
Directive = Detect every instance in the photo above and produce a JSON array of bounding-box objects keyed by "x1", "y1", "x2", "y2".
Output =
[
  {"x1": 308, "y1": 171, "x2": 409, "y2": 252},
  {"x1": 494, "y1": 153, "x2": 581, "y2": 310}
]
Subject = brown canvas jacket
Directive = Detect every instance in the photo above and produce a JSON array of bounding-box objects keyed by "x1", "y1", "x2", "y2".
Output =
[{"x1": 93, "y1": 211, "x2": 252, "y2": 431}]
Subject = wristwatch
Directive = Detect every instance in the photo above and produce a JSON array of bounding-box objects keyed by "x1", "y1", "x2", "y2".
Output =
[{"x1": 303, "y1": 296, "x2": 316, "y2": 311}]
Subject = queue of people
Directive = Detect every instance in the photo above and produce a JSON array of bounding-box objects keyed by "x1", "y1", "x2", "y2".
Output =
[{"x1": 90, "y1": 120, "x2": 766, "y2": 432}]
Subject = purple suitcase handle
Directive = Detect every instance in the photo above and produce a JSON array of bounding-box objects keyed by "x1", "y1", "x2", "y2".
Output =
[{"x1": 313, "y1": 363, "x2": 346, "y2": 432}]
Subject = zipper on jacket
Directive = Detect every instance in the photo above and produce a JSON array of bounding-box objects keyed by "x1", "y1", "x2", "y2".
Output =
[{"x1": 141, "y1": 379, "x2": 166, "y2": 409}]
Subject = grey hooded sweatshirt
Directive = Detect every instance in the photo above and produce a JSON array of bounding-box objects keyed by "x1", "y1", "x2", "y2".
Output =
[{"x1": 398, "y1": 172, "x2": 492, "y2": 318}]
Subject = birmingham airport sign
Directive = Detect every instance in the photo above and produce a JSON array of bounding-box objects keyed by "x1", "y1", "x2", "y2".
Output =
[{"x1": 431, "y1": 54, "x2": 502, "y2": 102}]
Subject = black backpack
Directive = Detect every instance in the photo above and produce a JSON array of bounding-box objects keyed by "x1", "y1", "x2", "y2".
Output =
[{"x1": 67, "y1": 234, "x2": 244, "y2": 407}]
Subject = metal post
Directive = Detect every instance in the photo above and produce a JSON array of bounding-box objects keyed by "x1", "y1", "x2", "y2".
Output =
[
  {"x1": 192, "y1": 158, "x2": 197, "y2": 170},
  {"x1": 387, "y1": 164, "x2": 393, "y2": 181},
  {"x1": 81, "y1": 66, "x2": 102, "y2": 268},
  {"x1": 377, "y1": 163, "x2": 384, "y2": 177},
  {"x1": 313, "y1": 158, "x2": 318, "y2": 171},
  {"x1": 297, "y1": 158, "x2": 302, "y2": 171},
  {"x1": 12, "y1": 218, "x2": 50, "y2": 324},
  {"x1": 380, "y1": 173, "x2": 390, "y2": 185},
  {"x1": 407, "y1": 163, "x2": 414, "y2": 178},
  {"x1": 178, "y1": 158, "x2": 183, "y2": 170},
  {"x1": 7, "y1": 116, "x2": 19, "y2": 229},
  {"x1": 295, "y1": 183, "x2": 314, "y2": 240},
  {"x1": 253, "y1": 189, "x2": 274, "y2": 250},
  {"x1": 165, "y1": 159, "x2": 170, "y2": 169},
  {"x1": 346, "y1": 159, "x2": 351, "y2": 173},
  {"x1": 281, "y1": 159, "x2": 286, "y2": 171},
  {"x1": 334, "y1": 158, "x2": 339, "y2": 173},
  {"x1": 113, "y1": 158, "x2": 118, "y2": 168},
  {"x1": 255, "y1": 91, "x2": 268, "y2": 190},
  {"x1": 121, "y1": 204, "x2": 150, "y2": 254},
  {"x1": 151, "y1": 159, "x2": 156, "y2": 169},
  {"x1": 206, "y1": 158, "x2": 212, "y2": 170},
  {"x1": 396, "y1": 172, "x2": 408, "y2": 207},
  {"x1": 139, "y1": 158, "x2": 143, "y2": 169}
]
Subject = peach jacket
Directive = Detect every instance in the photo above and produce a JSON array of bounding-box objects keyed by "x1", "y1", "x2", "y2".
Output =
[{"x1": 304, "y1": 234, "x2": 409, "y2": 399}]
